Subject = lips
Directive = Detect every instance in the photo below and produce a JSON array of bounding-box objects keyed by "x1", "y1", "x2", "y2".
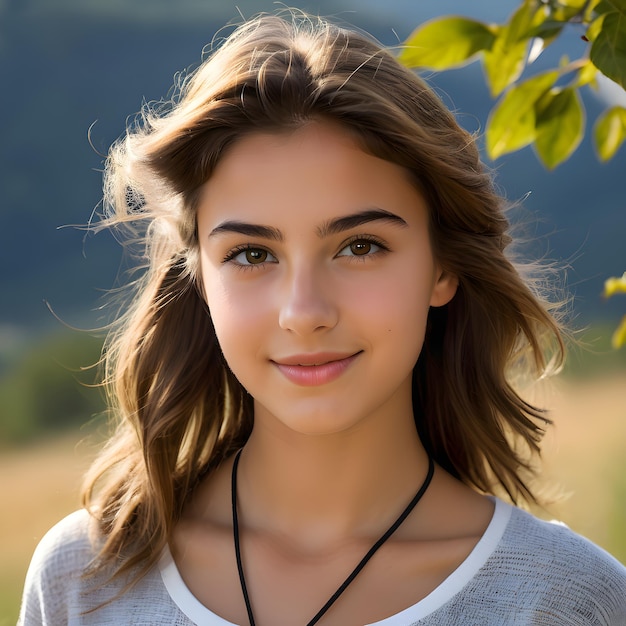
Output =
[{"x1": 272, "y1": 352, "x2": 361, "y2": 386}]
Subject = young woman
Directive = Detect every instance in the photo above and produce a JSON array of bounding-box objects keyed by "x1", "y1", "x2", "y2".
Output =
[{"x1": 19, "y1": 12, "x2": 626, "y2": 626}]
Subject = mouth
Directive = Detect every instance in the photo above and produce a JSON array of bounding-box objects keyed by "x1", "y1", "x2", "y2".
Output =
[
  {"x1": 273, "y1": 352, "x2": 361, "y2": 366},
  {"x1": 271, "y1": 352, "x2": 361, "y2": 386}
]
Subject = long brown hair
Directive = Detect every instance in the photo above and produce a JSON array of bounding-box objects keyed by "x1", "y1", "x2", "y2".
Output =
[{"x1": 83, "y1": 11, "x2": 565, "y2": 584}]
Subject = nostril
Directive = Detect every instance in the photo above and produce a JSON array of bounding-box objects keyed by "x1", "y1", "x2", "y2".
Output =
[{"x1": 277, "y1": 291, "x2": 338, "y2": 334}]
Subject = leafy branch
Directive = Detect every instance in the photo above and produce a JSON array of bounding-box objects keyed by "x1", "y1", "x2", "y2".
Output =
[
  {"x1": 604, "y1": 273, "x2": 626, "y2": 348},
  {"x1": 399, "y1": 0, "x2": 626, "y2": 169},
  {"x1": 399, "y1": 0, "x2": 626, "y2": 348}
]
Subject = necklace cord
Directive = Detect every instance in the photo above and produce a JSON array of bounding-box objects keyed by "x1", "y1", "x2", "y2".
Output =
[
  {"x1": 231, "y1": 449, "x2": 435, "y2": 626},
  {"x1": 232, "y1": 450, "x2": 256, "y2": 626}
]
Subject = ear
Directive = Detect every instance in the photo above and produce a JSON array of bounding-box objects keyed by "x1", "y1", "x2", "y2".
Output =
[{"x1": 430, "y1": 268, "x2": 458, "y2": 307}]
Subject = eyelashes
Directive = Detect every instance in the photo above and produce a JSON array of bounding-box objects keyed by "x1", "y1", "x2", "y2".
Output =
[
  {"x1": 222, "y1": 235, "x2": 390, "y2": 269},
  {"x1": 336, "y1": 235, "x2": 389, "y2": 258},
  {"x1": 222, "y1": 245, "x2": 278, "y2": 267}
]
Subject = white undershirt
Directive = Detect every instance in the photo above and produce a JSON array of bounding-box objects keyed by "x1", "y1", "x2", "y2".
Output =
[{"x1": 159, "y1": 498, "x2": 513, "y2": 625}]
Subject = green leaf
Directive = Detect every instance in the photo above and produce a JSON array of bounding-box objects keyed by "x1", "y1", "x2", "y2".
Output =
[
  {"x1": 551, "y1": 0, "x2": 588, "y2": 22},
  {"x1": 483, "y1": 35, "x2": 529, "y2": 97},
  {"x1": 584, "y1": 0, "x2": 604, "y2": 21},
  {"x1": 526, "y1": 22, "x2": 565, "y2": 63},
  {"x1": 590, "y1": 12, "x2": 626, "y2": 88},
  {"x1": 400, "y1": 17, "x2": 496, "y2": 70},
  {"x1": 557, "y1": 0, "x2": 588, "y2": 8},
  {"x1": 525, "y1": 20, "x2": 565, "y2": 40},
  {"x1": 604, "y1": 272, "x2": 626, "y2": 297},
  {"x1": 534, "y1": 88, "x2": 585, "y2": 168},
  {"x1": 586, "y1": 13, "x2": 606, "y2": 41},
  {"x1": 483, "y1": 1, "x2": 545, "y2": 96},
  {"x1": 594, "y1": 106, "x2": 626, "y2": 159},
  {"x1": 574, "y1": 60, "x2": 599, "y2": 87},
  {"x1": 486, "y1": 70, "x2": 559, "y2": 159},
  {"x1": 611, "y1": 315, "x2": 626, "y2": 349},
  {"x1": 602, "y1": 272, "x2": 626, "y2": 349},
  {"x1": 596, "y1": 0, "x2": 626, "y2": 15}
]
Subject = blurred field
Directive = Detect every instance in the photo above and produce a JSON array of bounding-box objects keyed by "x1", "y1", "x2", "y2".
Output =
[
  {"x1": 534, "y1": 372, "x2": 626, "y2": 555},
  {"x1": 1, "y1": 373, "x2": 625, "y2": 624},
  {"x1": 0, "y1": 435, "x2": 100, "y2": 625}
]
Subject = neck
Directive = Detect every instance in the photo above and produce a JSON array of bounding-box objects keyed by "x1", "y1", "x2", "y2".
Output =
[{"x1": 236, "y1": 404, "x2": 430, "y2": 548}]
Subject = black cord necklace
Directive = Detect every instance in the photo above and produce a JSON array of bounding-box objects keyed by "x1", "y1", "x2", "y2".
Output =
[{"x1": 231, "y1": 449, "x2": 435, "y2": 626}]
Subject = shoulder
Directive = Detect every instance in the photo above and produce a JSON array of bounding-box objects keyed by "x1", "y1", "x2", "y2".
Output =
[
  {"x1": 487, "y1": 504, "x2": 626, "y2": 623},
  {"x1": 505, "y1": 505, "x2": 625, "y2": 576},
  {"x1": 27, "y1": 509, "x2": 96, "y2": 579},
  {"x1": 18, "y1": 510, "x2": 98, "y2": 625},
  {"x1": 18, "y1": 511, "x2": 195, "y2": 626}
]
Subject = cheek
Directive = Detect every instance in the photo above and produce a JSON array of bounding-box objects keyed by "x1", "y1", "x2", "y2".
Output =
[
  {"x1": 202, "y1": 271, "x2": 269, "y2": 358},
  {"x1": 353, "y1": 264, "x2": 434, "y2": 361},
  {"x1": 347, "y1": 260, "x2": 434, "y2": 321}
]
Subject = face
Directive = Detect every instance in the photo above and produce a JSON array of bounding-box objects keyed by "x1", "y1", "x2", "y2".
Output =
[{"x1": 197, "y1": 121, "x2": 456, "y2": 438}]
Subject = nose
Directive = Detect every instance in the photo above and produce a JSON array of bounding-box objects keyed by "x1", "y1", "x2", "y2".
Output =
[{"x1": 278, "y1": 264, "x2": 338, "y2": 335}]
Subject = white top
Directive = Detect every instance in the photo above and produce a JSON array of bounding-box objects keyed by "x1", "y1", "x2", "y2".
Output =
[{"x1": 18, "y1": 499, "x2": 626, "y2": 625}]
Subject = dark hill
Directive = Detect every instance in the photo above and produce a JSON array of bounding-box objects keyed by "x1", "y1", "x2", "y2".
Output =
[{"x1": 1, "y1": 0, "x2": 624, "y2": 336}]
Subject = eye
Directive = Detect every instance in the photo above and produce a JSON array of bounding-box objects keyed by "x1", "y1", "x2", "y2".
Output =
[
  {"x1": 337, "y1": 237, "x2": 386, "y2": 258},
  {"x1": 224, "y1": 246, "x2": 277, "y2": 266}
]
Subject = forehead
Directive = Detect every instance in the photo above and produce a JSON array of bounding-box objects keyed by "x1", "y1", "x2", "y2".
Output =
[
  {"x1": 211, "y1": 121, "x2": 371, "y2": 178},
  {"x1": 197, "y1": 120, "x2": 429, "y2": 228}
]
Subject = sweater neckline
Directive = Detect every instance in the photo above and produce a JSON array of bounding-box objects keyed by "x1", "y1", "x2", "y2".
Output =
[{"x1": 159, "y1": 497, "x2": 513, "y2": 625}]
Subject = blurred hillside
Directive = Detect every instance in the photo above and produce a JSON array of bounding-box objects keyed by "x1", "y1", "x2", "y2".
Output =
[
  {"x1": 1, "y1": 0, "x2": 624, "y2": 330},
  {"x1": 0, "y1": 0, "x2": 625, "y2": 442}
]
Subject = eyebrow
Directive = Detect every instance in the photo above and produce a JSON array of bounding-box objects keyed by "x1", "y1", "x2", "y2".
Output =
[
  {"x1": 317, "y1": 208, "x2": 408, "y2": 237},
  {"x1": 209, "y1": 221, "x2": 283, "y2": 241},
  {"x1": 208, "y1": 208, "x2": 408, "y2": 240}
]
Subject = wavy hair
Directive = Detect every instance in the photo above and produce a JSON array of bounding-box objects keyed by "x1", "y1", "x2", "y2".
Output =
[{"x1": 82, "y1": 12, "x2": 565, "y2": 584}]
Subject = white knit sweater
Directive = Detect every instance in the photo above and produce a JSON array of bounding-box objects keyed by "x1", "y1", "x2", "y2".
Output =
[{"x1": 19, "y1": 499, "x2": 626, "y2": 625}]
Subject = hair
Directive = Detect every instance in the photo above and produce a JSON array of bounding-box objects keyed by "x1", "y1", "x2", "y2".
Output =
[{"x1": 82, "y1": 11, "x2": 566, "y2": 587}]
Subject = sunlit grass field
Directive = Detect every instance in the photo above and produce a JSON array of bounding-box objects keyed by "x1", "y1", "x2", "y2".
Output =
[{"x1": 2, "y1": 373, "x2": 625, "y2": 625}]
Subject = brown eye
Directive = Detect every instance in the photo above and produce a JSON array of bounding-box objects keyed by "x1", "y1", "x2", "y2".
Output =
[
  {"x1": 245, "y1": 249, "x2": 268, "y2": 264},
  {"x1": 337, "y1": 238, "x2": 384, "y2": 259},
  {"x1": 350, "y1": 241, "x2": 372, "y2": 256},
  {"x1": 226, "y1": 247, "x2": 277, "y2": 266}
]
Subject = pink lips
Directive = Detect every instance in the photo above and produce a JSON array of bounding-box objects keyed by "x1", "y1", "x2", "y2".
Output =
[{"x1": 272, "y1": 352, "x2": 360, "y2": 386}]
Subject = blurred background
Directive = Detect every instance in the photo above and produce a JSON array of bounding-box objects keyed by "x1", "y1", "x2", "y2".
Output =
[{"x1": 1, "y1": 0, "x2": 624, "y2": 622}]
